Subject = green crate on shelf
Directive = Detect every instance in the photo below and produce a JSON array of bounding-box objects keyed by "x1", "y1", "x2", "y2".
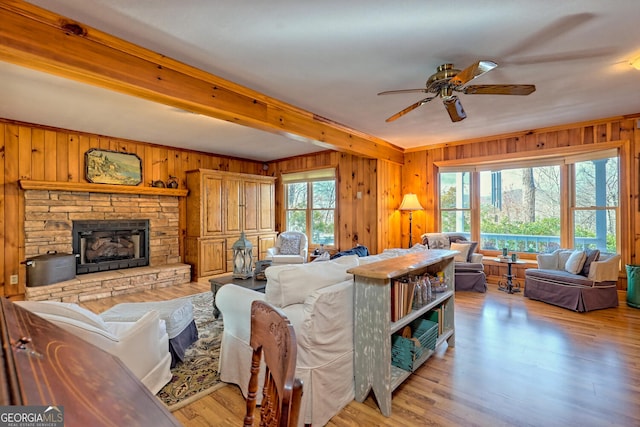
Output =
[{"x1": 391, "y1": 318, "x2": 438, "y2": 372}]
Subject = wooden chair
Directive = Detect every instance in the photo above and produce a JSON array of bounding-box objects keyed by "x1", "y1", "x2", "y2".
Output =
[{"x1": 244, "y1": 300, "x2": 303, "y2": 427}]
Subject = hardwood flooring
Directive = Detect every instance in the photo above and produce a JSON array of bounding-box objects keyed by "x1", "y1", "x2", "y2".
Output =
[{"x1": 80, "y1": 280, "x2": 640, "y2": 427}]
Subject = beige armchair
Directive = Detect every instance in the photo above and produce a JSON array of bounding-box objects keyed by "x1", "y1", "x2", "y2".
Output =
[
  {"x1": 15, "y1": 300, "x2": 172, "y2": 394},
  {"x1": 265, "y1": 231, "x2": 308, "y2": 265}
]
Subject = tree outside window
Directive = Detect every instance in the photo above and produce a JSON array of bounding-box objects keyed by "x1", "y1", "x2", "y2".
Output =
[
  {"x1": 438, "y1": 152, "x2": 619, "y2": 254},
  {"x1": 284, "y1": 172, "x2": 336, "y2": 247}
]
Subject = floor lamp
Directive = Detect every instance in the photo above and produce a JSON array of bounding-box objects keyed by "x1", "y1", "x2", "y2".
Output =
[{"x1": 399, "y1": 193, "x2": 424, "y2": 248}]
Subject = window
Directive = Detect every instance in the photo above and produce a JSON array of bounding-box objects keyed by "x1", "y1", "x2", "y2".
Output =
[
  {"x1": 283, "y1": 168, "x2": 336, "y2": 247},
  {"x1": 479, "y1": 165, "x2": 561, "y2": 253},
  {"x1": 440, "y1": 171, "x2": 471, "y2": 234},
  {"x1": 438, "y1": 150, "x2": 619, "y2": 254},
  {"x1": 572, "y1": 157, "x2": 618, "y2": 253}
]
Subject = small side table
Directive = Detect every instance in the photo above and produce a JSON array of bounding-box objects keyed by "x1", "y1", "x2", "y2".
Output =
[
  {"x1": 496, "y1": 258, "x2": 526, "y2": 294},
  {"x1": 209, "y1": 273, "x2": 267, "y2": 319}
]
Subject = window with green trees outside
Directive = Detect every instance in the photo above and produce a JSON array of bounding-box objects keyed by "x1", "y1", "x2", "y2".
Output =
[
  {"x1": 439, "y1": 151, "x2": 618, "y2": 254},
  {"x1": 283, "y1": 168, "x2": 336, "y2": 247}
]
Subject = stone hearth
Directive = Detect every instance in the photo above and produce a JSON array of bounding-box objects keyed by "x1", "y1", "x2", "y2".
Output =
[{"x1": 25, "y1": 264, "x2": 190, "y2": 302}]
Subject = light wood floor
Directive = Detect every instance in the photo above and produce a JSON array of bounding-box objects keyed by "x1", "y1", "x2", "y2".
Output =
[{"x1": 81, "y1": 280, "x2": 640, "y2": 427}]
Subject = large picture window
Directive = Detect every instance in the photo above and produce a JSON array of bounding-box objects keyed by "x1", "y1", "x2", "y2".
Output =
[
  {"x1": 438, "y1": 150, "x2": 619, "y2": 254},
  {"x1": 283, "y1": 168, "x2": 336, "y2": 247},
  {"x1": 479, "y1": 166, "x2": 561, "y2": 253}
]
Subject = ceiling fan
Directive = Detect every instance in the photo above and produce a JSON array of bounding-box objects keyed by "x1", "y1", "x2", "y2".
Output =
[{"x1": 378, "y1": 60, "x2": 535, "y2": 123}]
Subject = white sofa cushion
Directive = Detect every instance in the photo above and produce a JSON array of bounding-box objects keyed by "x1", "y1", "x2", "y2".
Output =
[{"x1": 265, "y1": 255, "x2": 359, "y2": 308}]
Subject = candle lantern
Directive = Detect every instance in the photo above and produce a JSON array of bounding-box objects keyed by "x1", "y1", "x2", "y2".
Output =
[{"x1": 232, "y1": 231, "x2": 253, "y2": 279}]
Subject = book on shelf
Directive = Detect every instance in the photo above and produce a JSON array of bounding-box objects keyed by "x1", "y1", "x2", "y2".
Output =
[
  {"x1": 426, "y1": 307, "x2": 443, "y2": 335},
  {"x1": 391, "y1": 279, "x2": 415, "y2": 322}
]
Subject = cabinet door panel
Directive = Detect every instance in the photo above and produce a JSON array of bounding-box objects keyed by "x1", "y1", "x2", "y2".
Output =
[
  {"x1": 243, "y1": 180, "x2": 259, "y2": 233},
  {"x1": 200, "y1": 239, "x2": 226, "y2": 276},
  {"x1": 224, "y1": 177, "x2": 242, "y2": 234},
  {"x1": 203, "y1": 175, "x2": 223, "y2": 236},
  {"x1": 258, "y1": 233, "x2": 277, "y2": 260},
  {"x1": 259, "y1": 181, "x2": 275, "y2": 231}
]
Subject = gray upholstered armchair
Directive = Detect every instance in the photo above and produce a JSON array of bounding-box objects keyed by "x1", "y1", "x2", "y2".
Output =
[
  {"x1": 265, "y1": 231, "x2": 309, "y2": 265},
  {"x1": 421, "y1": 232, "x2": 487, "y2": 292}
]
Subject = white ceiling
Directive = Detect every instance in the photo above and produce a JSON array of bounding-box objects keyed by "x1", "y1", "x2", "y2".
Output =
[{"x1": 2, "y1": 1, "x2": 640, "y2": 162}]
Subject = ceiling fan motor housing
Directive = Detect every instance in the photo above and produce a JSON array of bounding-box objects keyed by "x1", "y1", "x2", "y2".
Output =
[{"x1": 426, "y1": 64, "x2": 461, "y2": 92}]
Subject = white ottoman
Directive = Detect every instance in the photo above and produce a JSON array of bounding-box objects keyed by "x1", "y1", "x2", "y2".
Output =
[{"x1": 101, "y1": 297, "x2": 198, "y2": 367}]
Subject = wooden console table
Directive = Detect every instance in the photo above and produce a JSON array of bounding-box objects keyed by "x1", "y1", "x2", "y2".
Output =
[
  {"x1": 0, "y1": 298, "x2": 181, "y2": 426},
  {"x1": 347, "y1": 250, "x2": 456, "y2": 416}
]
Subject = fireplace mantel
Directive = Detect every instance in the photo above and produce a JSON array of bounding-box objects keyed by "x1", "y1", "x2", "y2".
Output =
[{"x1": 19, "y1": 179, "x2": 189, "y2": 197}]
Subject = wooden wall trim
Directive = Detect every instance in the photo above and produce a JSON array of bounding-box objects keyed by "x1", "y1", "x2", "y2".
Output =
[
  {"x1": 405, "y1": 114, "x2": 640, "y2": 152},
  {"x1": 433, "y1": 140, "x2": 625, "y2": 168}
]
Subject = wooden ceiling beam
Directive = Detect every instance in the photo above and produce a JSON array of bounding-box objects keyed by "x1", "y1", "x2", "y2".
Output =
[{"x1": 0, "y1": 1, "x2": 404, "y2": 164}]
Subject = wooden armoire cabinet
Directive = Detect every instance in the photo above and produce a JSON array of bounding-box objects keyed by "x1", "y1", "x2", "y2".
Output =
[{"x1": 185, "y1": 169, "x2": 276, "y2": 280}]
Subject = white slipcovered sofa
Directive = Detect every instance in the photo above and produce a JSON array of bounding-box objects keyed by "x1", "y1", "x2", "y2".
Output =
[
  {"x1": 15, "y1": 300, "x2": 173, "y2": 394},
  {"x1": 217, "y1": 253, "x2": 398, "y2": 426}
]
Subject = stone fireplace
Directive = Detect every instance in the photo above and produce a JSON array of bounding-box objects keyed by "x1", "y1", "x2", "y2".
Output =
[
  {"x1": 22, "y1": 185, "x2": 190, "y2": 302},
  {"x1": 72, "y1": 219, "x2": 150, "y2": 274}
]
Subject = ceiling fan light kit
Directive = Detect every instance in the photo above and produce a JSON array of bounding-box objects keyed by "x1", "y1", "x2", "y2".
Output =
[
  {"x1": 378, "y1": 60, "x2": 536, "y2": 123},
  {"x1": 443, "y1": 96, "x2": 466, "y2": 122}
]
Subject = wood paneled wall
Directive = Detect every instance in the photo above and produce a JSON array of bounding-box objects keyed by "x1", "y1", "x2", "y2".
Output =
[
  {"x1": 269, "y1": 152, "x2": 402, "y2": 255},
  {"x1": 4, "y1": 114, "x2": 638, "y2": 296},
  {"x1": 403, "y1": 116, "x2": 640, "y2": 288},
  {"x1": 0, "y1": 118, "x2": 265, "y2": 296}
]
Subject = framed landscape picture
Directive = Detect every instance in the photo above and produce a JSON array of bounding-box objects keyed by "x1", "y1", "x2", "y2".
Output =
[{"x1": 85, "y1": 149, "x2": 142, "y2": 185}]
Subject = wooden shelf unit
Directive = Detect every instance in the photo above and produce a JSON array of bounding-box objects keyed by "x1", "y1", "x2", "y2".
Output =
[{"x1": 347, "y1": 250, "x2": 456, "y2": 417}]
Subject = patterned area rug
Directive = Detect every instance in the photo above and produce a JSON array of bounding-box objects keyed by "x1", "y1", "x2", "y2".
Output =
[{"x1": 157, "y1": 291, "x2": 225, "y2": 411}]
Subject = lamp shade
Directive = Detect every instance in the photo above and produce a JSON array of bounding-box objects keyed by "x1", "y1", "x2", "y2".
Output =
[{"x1": 399, "y1": 193, "x2": 424, "y2": 211}]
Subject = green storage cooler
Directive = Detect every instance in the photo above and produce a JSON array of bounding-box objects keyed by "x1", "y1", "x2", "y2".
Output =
[{"x1": 625, "y1": 265, "x2": 640, "y2": 309}]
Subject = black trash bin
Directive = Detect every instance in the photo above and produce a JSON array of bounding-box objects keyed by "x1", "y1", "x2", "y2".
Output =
[{"x1": 625, "y1": 264, "x2": 640, "y2": 309}]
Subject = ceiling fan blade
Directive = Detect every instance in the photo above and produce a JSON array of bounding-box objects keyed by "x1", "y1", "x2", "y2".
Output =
[
  {"x1": 443, "y1": 96, "x2": 466, "y2": 122},
  {"x1": 385, "y1": 96, "x2": 436, "y2": 122},
  {"x1": 378, "y1": 88, "x2": 430, "y2": 95},
  {"x1": 505, "y1": 47, "x2": 615, "y2": 65},
  {"x1": 463, "y1": 84, "x2": 536, "y2": 95},
  {"x1": 449, "y1": 60, "x2": 498, "y2": 86},
  {"x1": 500, "y1": 13, "x2": 595, "y2": 59}
]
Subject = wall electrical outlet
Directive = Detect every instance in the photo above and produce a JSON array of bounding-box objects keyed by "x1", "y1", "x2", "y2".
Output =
[{"x1": 10, "y1": 275, "x2": 18, "y2": 285}]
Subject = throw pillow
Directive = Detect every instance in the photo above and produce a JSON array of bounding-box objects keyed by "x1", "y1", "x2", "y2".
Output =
[
  {"x1": 279, "y1": 234, "x2": 301, "y2": 255},
  {"x1": 450, "y1": 242, "x2": 472, "y2": 262},
  {"x1": 465, "y1": 241, "x2": 479, "y2": 262},
  {"x1": 580, "y1": 248, "x2": 600, "y2": 276},
  {"x1": 424, "y1": 233, "x2": 450, "y2": 249},
  {"x1": 565, "y1": 250, "x2": 587, "y2": 274}
]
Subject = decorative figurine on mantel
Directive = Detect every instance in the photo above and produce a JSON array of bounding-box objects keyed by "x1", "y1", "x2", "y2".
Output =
[{"x1": 232, "y1": 231, "x2": 254, "y2": 279}]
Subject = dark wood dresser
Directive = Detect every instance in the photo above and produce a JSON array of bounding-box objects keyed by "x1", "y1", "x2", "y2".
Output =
[{"x1": 0, "y1": 298, "x2": 182, "y2": 426}]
